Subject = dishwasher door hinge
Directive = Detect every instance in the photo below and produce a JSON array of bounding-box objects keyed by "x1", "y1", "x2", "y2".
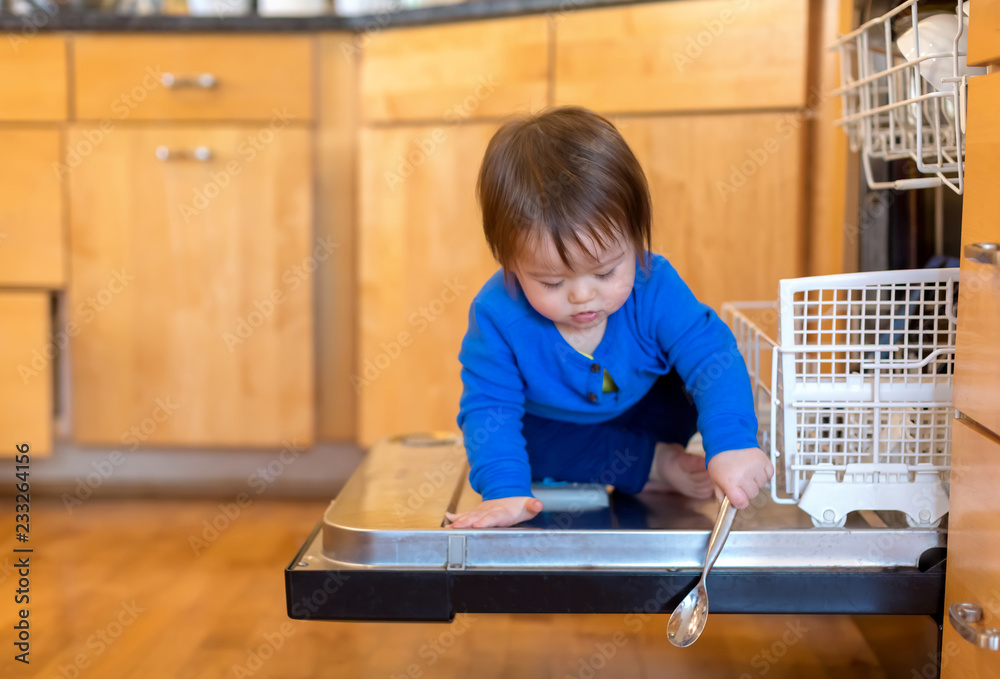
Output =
[{"x1": 447, "y1": 534, "x2": 466, "y2": 570}]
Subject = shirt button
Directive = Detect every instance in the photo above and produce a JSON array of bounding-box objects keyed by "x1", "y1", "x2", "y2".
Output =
[
  {"x1": 587, "y1": 392, "x2": 598, "y2": 402},
  {"x1": 590, "y1": 363, "x2": 601, "y2": 373}
]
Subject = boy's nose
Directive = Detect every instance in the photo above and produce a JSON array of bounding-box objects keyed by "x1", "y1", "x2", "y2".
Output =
[{"x1": 567, "y1": 281, "x2": 596, "y2": 304}]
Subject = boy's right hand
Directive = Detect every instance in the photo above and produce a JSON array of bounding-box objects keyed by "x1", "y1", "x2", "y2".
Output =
[{"x1": 445, "y1": 496, "x2": 544, "y2": 528}]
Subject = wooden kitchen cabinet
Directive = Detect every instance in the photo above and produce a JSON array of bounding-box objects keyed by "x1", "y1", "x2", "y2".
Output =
[
  {"x1": 554, "y1": 0, "x2": 809, "y2": 113},
  {"x1": 361, "y1": 15, "x2": 549, "y2": 123},
  {"x1": 356, "y1": 123, "x2": 499, "y2": 446},
  {"x1": 942, "y1": 420, "x2": 1000, "y2": 679},
  {"x1": 967, "y1": 0, "x2": 1000, "y2": 65},
  {"x1": 67, "y1": 125, "x2": 314, "y2": 447},
  {"x1": 0, "y1": 292, "x2": 53, "y2": 456},
  {"x1": 73, "y1": 35, "x2": 314, "y2": 121},
  {"x1": 0, "y1": 35, "x2": 66, "y2": 121},
  {"x1": 942, "y1": 70, "x2": 1000, "y2": 678},
  {"x1": 0, "y1": 129, "x2": 65, "y2": 288},
  {"x1": 953, "y1": 72, "x2": 1000, "y2": 435},
  {"x1": 355, "y1": 113, "x2": 805, "y2": 443},
  {"x1": 621, "y1": 113, "x2": 805, "y2": 311}
]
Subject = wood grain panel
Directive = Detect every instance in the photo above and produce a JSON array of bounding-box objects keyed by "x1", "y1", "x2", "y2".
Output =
[
  {"x1": 73, "y1": 36, "x2": 313, "y2": 121},
  {"x1": 620, "y1": 113, "x2": 806, "y2": 311},
  {"x1": 954, "y1": 72, "x2": 1000, "y2": 435},
  {"x1": 357, "y1": 123, "x2": 499, "y2": 446},
  {"x1": 0, "y1": 129, "x2": 64, "y2": 287},
  {"x1": 554, "y1": 0, "x2": 809, "y2": 114},
  {"x1": 68, "y1": 125, "x2": 313, "y2": 447},
  {"x1": 0, "y1": 35, "x2": 66, "y2": 121},
  {"x1": 968, "y1": 0, "x2": 1000, "y2": 66},
  {"x1": 807, "y1": 0, "x2": 857, "y2": 275},
  {"x1": 941, "y1": 418, "x2": 1000, "y2": 679},
  {"x1": 0, "y1": 292, "x2": 52, "y2": 456},
  {"x1": 316, "y1": 34, "x2": 358, "y2": 442},
  {"x1": 361, "y1": 16, "x2": 548, "y2": 122}
]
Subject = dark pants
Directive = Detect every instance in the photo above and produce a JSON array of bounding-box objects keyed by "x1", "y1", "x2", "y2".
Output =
[{"x1": 521, "y1": 370, "x2": 699, "y2": 494}]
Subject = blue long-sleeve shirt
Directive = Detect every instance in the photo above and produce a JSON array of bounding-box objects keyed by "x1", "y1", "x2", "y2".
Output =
[{"x1": 456, "y1": 252, "x2": 759, "y2": 501}]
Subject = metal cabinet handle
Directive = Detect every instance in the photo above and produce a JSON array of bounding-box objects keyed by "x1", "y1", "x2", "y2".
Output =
[
  {"x1": 155, "y1": 146, "x2": 212, "y2": 162},
  {"x1": 160, "y1": 73, "x2": 216, "y2": 89},
  {"x1": 965, "y1": 242, "x2": 1000, "y2": 266},
  {"x1": 949, "y1": 603, "x2": 1000, "y2": 650}
]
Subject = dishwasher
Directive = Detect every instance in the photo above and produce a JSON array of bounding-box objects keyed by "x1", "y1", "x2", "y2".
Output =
[
  {"x1": 287, "y1": 271, "x2": 953, "y2": 679},
  {"x1": 286, "y1": 431, "x2": 945, "y2": 624}
]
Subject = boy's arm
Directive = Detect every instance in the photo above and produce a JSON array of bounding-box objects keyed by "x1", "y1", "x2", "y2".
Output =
[
  {"x1": 648, "y1": 262, "x2": 760, "y2": 462},
  {"x1": 457, "y1": 299, "x2": 534, "y2": 501}
]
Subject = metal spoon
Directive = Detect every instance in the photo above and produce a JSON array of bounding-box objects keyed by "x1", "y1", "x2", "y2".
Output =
[{"x1": 666, "y1": 495, "x2": 738, "y2": 647}]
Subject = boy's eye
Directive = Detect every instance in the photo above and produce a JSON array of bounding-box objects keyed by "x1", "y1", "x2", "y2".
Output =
[
  {"x1": 596, "y1": 267, "x2": 617, "y2": 279},
  {"x1": 541, "y1": 281, "x2": 563, "y2": 289}
]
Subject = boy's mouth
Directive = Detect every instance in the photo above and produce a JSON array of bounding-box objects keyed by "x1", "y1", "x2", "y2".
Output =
[{"x1": 571, "y1": 311, "x2": 599, "y2": 323}]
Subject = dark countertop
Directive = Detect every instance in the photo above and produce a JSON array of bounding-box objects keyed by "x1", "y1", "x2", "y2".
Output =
[{"x1": 0, "y1": 0, "x2": 660, "y2": 31}]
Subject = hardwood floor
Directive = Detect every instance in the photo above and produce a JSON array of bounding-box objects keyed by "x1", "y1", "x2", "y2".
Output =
[{"x1": 1, "y1": 498, "x2": 932, "y2": 678}]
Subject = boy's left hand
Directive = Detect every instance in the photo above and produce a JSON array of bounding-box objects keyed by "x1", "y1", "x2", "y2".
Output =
[{"x1": 706, "y1": 448, "x2": 774, "y2": 509}]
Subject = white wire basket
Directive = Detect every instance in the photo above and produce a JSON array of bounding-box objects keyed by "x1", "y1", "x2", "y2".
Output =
[
  {"x1": 723, "y1": 268, "x2": 960, "y2": 528},
  {"x1": 832, "y1": 0, "x2": 986, "y2": 194}
]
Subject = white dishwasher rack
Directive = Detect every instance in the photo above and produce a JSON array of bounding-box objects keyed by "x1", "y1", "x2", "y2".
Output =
[
  {"x1": 832, "y1": 0, "x2": 983, "y2": 194},
  {"x1": 723, "y1": 268, "x2": 959, "y2": 527}
]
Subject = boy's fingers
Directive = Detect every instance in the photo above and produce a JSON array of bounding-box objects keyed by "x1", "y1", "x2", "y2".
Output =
[{"x1": 728, "y1": 487, "x2": 749, "y2": 509}]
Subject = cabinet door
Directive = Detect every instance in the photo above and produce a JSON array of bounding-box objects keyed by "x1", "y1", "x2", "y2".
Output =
[
  {"x1": 67, "y1": 126, "x2": 313, "y2": 447},
  {"x1": 0, "y1": 129, "x2": 64, "y2": 287},
  {"x1": 0, "y1": 293, "x2": 52, "y2": 456},
  {"x1": 954, "y1": 72, "x2": 1000, "y2": 435},
  {"x1": 357, "y1": 124, "x2": 499, "y2": 446},
  {"x1": 941, "y1": 418, "x2": 1000, "y2": 679},
  {"x1": 620, "y1": 114, "x2": 805, "y2": 311}
]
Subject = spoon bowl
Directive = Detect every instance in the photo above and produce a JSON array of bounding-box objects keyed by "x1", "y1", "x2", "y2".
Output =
[
  {"x1": 665, "y1": 581, "x2": 709, "y2": 647},
  {"x1": 666, "y1": 496, "x2": 737, "y2": 647}
]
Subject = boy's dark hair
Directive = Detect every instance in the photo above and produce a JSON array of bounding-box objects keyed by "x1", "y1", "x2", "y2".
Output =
[{"x1": 477, "y1": 106, "x2": 652, "y2": 276}]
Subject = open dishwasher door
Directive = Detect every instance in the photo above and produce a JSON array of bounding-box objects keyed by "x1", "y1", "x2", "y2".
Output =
[{"x1": 286, "y1": 433, "x2": 946, "y2": 623}]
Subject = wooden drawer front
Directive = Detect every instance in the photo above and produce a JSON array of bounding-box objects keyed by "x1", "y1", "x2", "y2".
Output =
[
  {"x1": 362, "y1": 16, "x2": 548, "y2": 123},
  {"x1": 942, "y1": 418, "x2": 1000, "y2": 679},
  {"x1": 0, "y1": 130, "x2": 64, "y2": 288},
  {"x1": 0, "y1": 35, "x2": 67, "y2": 121},
  {"x1": 74, "y1": 36, "x2": 313, "y2": 121},
  {"x1": 968, "y1": 0, "x2": 1000, "y2": 66},
  {"x1": 555, "y1": 0, "x2": 809, "y2": 113},
  {"x1": 954, "y1": 71, "x2": 1000, "y2": 434},
  {"x1": 0, "y1": 293, "x2": 52, "y2": 457}
]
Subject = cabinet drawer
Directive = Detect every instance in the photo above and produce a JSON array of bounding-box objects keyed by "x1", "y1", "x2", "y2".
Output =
[
  {"x1": 0, "y1": 292, "x2": 53, "y2": 457},
  {"x1": 0, "y1": 130, "x2": 64, "y2": 288},
  {"x1": 954, "y1": 71, "x2": 1000, "y2": 434},
  {"x1": 0, "y1": 35, "x2": 67, "y2": 121},
  {"x1": 941, "y1": 418, "x2": 1000, "y2": 679},
  {"x1": 554, "y1": 0, "x2": 809, "y2": 113},
  {"x1": 73, "y1": 36, "x2": 313, "y2": 122},
  {"x1": 362, "y1": 16, "x2": 548, "y2": 123}
]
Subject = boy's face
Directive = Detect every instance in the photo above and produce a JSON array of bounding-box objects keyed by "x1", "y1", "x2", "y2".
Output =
[{"x1": 513, "y1": 231, "x2": 636, "y2": 332}]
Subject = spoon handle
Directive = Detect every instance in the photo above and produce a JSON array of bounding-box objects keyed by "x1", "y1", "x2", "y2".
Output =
[{"x1": 701, "y1": 496, "x2": 738, "y2": 579}]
